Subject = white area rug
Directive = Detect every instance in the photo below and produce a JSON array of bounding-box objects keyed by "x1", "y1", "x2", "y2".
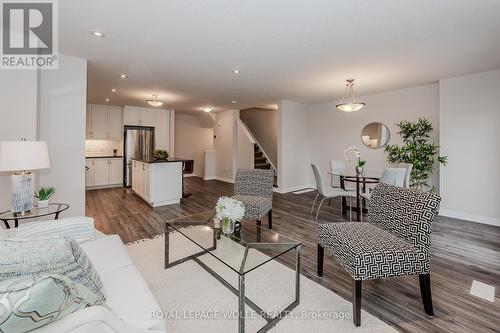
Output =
[{"x1": 126, "y1": 233, "x2": 397, "y2": 333}]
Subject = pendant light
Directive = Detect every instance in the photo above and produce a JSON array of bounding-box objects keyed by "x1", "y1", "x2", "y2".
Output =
[
  {"x1": 336, "y1": 79, "x2": 365, "y2": 112},
  {"x1": 146, "y1": 94, "x2": 164, "y2": 107}
]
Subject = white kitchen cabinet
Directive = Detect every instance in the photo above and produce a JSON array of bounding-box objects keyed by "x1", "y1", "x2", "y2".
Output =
[
  {"x1": 85, "y1": 159, "x2": 95, "y2": 187},
  {"x1": 91, "y1": 107, "x2": 108, "y2": 139},
  {"x1": 93, "y1": 159, "x2": 110, "y2": 186},
  {"x1": 85, "y1": 158, "x2": 123, "y2": 189},
  {"x1": 107, "y1": 108, "x2": 123, "y2": 140},
  {"x1": 109, "y1": 158, "x2": 123, "y2": 185},
  {"x1": 131, "y1": 160, "x2": 182, "y2": 207},
  {"x1": 155, "y1": 110, "x2": 170, "y2": 149},
  {"x1": 86, "y1": 104, "x2": 123, "y2": 140},
  {"x1": 141, "y1": 109, "x2": 155, "y2": 127},
  {"x1": 124, "y1": 107, "x2": 141, "y2": 126}
]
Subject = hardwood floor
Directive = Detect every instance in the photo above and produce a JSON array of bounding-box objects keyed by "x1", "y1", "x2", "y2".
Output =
[{"x1": 86, "y1": 177, "x2": 500, "y2": 333}]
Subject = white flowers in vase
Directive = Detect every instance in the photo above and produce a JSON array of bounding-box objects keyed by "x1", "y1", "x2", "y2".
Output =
[
  {"x1": 344, "y1": 146, "x2": 360, "y2": 162},
  {"x1": 215, "y1": 197, "x2": 245, "y2": 235}
]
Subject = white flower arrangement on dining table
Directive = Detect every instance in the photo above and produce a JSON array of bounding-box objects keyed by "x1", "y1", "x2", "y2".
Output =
[
  {"x1": 215, "y1": 197, "x2": 245, "y2": 223},
  {"x1": 344, "y1": 146, "x2": 361, "y2": 162}
]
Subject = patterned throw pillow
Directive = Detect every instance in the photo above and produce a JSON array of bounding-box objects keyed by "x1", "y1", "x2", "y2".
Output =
[
  {"x1": 0, "y1": 236, "x2": 105, "y2": 301},
  {"x1": 0, "y1": 274, "x2": 103, "y2": 333}
]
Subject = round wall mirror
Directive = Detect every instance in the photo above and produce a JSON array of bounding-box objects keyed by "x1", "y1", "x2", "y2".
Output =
[{"x1": 361, "y1": 122, "x2": 390, "y2": 149}]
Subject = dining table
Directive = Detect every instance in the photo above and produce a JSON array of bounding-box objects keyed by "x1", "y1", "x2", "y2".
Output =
[{"x1": 340, "y1": 175, "x2": 379, "y2": 221}]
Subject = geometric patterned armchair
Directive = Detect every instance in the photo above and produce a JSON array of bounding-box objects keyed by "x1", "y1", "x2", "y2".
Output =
[
  {"x1": 232, "y1": 169, "x2": 274, "y2": 229},
  {"x1": 317, "y1": 183, "x2": 441, "y2": 326}
]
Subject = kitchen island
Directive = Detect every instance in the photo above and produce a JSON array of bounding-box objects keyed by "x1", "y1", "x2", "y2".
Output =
[{"x1": 131, "y1": 158, "x2": 185, "y2": 207}]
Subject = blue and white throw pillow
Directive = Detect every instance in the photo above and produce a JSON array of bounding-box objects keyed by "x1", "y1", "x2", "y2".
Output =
[
  {"x1": 0, "y1": 236, "x2": 105, "y2": 301},
  {"x1": 0, "y1": 273, "x2": 103, "y2": 333}
]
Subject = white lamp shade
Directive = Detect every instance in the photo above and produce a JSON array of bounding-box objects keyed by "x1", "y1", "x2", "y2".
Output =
[{"x1": 0, "y1": 141, "x2": 51, "y2": 172}]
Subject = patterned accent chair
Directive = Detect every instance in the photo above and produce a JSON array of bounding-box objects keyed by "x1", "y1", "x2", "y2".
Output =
[
  {"x1": 232, "y1": 169, "x2": 274, "y2": 229},
  {"x1": 317, "y1": 183, "x2": 441, "y2": 326}
]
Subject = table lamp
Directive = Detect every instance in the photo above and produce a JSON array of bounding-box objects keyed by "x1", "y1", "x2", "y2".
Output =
[{"x1": 0, "y1": 141, "x2": 51, "y2": 214}]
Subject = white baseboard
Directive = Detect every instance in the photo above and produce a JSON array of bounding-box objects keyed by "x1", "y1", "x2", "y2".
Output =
[
  {"x1": 203, "y1": 176, "x2": 217, "y2": 181},
  {"x1": 213, "y1": 176, "x2": 234, "y2": 184},
  {"x1": 439, "y1": 209, "x2": 500, "y2": 227},
  {"x1": 274, "y1": 184, "x2": 315, "y2": 194}
]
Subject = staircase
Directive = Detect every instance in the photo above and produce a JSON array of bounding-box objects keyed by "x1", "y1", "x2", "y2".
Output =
[
  {"x1": 254, "y1": 145, "x2": 272, "y2": 169},
  {"x1": 253, "y1": 145, "x2": 277, "y2": 187}
]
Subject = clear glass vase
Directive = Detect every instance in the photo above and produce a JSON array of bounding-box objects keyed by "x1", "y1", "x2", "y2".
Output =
[{"x1": 222, "y1": 218, "x2": 235, "y2": 235}]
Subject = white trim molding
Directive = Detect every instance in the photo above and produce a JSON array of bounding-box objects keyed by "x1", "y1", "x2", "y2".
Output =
[
  {"x1": 274, "y1": 184, "x2": 315, "y2": 194},
  {"x1": 439, "y1": 209, "x2": 500, "y2": 227}
]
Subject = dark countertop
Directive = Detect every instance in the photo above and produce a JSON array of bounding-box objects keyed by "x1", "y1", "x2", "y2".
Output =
[
  {"x1": 132, "y1": 158, "x2": 191, "y2": 164},
  {"x1": 86, "y1": 156, "x2": 123, "y2": 159}
]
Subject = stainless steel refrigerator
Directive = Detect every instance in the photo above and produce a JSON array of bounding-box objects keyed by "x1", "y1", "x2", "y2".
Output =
[{"x1": 124, "y1": 126, "x2": 155, "y2": 187}]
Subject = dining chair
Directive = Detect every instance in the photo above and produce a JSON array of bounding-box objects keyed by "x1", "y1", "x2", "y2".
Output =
[
  {"x1": 329, "y1": 160, "x2": 356, "y2": 191},
  {"x1": 311, "y1": 163, "x2": 354, "y2": 221},
  {"x1": 360, "y1": 167, "x2": 407, "y2": 221},
  {"x1": 392, "y1": 163, "x2": 413, "y2": 188},
  {"x1": 317, "y1": 183, "x2": 441, "y2": 326}
]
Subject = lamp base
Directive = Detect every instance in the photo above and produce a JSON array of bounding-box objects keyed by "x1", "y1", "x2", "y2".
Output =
[{"x1": 11, "y1": 172, "x2": 34, "y2": 214}]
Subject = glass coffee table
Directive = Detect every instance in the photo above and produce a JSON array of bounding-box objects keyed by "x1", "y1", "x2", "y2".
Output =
[{"x1": 165, "y1": 211, "x2": 301, "y2": 333}]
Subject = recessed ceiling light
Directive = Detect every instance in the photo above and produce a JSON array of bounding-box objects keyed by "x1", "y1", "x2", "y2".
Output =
[
  {"x1": 105, "y1": 98, "x2": 110, "y2": 102},
  {"x1": 232, "y1": 69, "x2": 240, "y2": 74},
  {"x1": 91, "y1": 31, "x2": 105, "y2": 37},
  {"x1": 111, "y1": 89, "x2": 117, "y2": 93},
  {"x1": 231, "y1": 100, "x2": 237, "y2": 104},
  {"x1": 120, "y1": 74, "x2": 128, "y2": 79},
  {"x1": 203, "y1": 107, "x2": 213, "y2": 113}
]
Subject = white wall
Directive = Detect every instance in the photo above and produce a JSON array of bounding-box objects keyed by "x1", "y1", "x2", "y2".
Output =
[
  {"x1": 174, "y1": 113, "x2": 214, "y2": 177},
  {"x1": 38, "y1": 55, "x2": 87, "y2": 216},
  {"x1": 237, "y1": 120, "x2": 254, "y2": 170},
  {"x1": 308, "y1": 83, "x2": 440, "y2": 188},
  {"x1": 277, "y1": 100, "x2": 313, "y2": 192},
  {"x1": 0, "y1": 70, "x2": 39, "y2": 210},
  {"x1": 240, "y1": 108, "x2": 278, "y2": 168},
  {"x1": 213, "y1": 110, "x2": 237, "y2": 182},
  {"x1": 439, "y1": 70, "x2": 500, "y2": 226}
]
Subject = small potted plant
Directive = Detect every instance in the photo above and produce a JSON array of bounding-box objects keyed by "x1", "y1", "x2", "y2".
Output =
[
  {"x1": 153, "y1": 149, "x2": 169, "y2": 160},
  {"x1": 344, "y1": 146, "x2": 366, "y2": 176},
  {"x1": 215, "y1": 197, "x2": 245, "y2": 235},
  {"x1": 34, "y1": 186, "x2": 56, "y2": 209}
]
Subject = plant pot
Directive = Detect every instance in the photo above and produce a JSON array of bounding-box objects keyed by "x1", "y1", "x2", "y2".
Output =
[
  {"x1": 37, "y1": 200, "x2": 49, "y2": 209},
  {"x1": 222, "y1": 218, "x2": 235, "y2": 235},
  {"x1": 355, "y1": 166, "x2": 364, "y2": 177}
]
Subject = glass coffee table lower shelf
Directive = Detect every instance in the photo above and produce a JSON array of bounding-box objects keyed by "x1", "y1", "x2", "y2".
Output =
[{"x1": 165, "y1": 211, "x2": 301, "y2": 333}]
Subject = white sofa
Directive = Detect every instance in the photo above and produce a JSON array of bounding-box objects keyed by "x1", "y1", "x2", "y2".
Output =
[{"x1": 1, "y1": 217, "x2": 166, "y2": 333}]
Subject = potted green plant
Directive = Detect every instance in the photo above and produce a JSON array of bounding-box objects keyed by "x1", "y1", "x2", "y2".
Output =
[
  {"x1": 34, "y1": 186, "x2": 56, "y2": 208},
  {"x1": 384, "y1": 118, "x2": 447, "y2": 190}
]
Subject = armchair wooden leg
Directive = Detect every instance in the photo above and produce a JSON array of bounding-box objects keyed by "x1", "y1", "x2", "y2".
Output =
[
  {"x1": 317, "y1": 244, "x2": 324, "y2": 277},
  {"x1": 419, "y1": 274, "x2": 434, "y2": 317},
  {"x1": 267, "y1": 210, "x2": 272, "y2": 229},
  {"x1": 353, "y1": 279, "x2": 362, "y2": 327}
]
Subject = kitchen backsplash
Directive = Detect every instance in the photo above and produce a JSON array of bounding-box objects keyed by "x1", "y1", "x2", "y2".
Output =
[{"x1": 85, "y1": 140, "x2": 123, "y2": 157}]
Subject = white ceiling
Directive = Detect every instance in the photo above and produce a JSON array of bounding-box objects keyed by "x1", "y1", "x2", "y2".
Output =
[{"x1": 60, "y1": 0, "x2": 500, "y2": 112}]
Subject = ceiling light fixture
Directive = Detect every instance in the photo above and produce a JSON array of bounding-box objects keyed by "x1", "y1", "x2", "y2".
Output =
[
  {"x1": 120, "y1": 74, "x2": 128, "y2": 79},
  {"x1": 232, "y1": 69, "x2": 240, "y2": 74},
  {"x1": 336, "y1": 79, "x2": 365, "y2": 112},
  {"x1": 91, "y1": 31, "x2": 105, "y2": 37},
  {"x1": 146, "y1": 94, "x2": 164, "y2": 107},
  {"x1": 231, "y1": 100, "x2": 237, "y2": 104},
  {"x1": 203, "y1": 107, "x2": 213, "y2": 113},
  {"x1": 111, "y1": 89, "x2": 117, "y2": 93}
]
